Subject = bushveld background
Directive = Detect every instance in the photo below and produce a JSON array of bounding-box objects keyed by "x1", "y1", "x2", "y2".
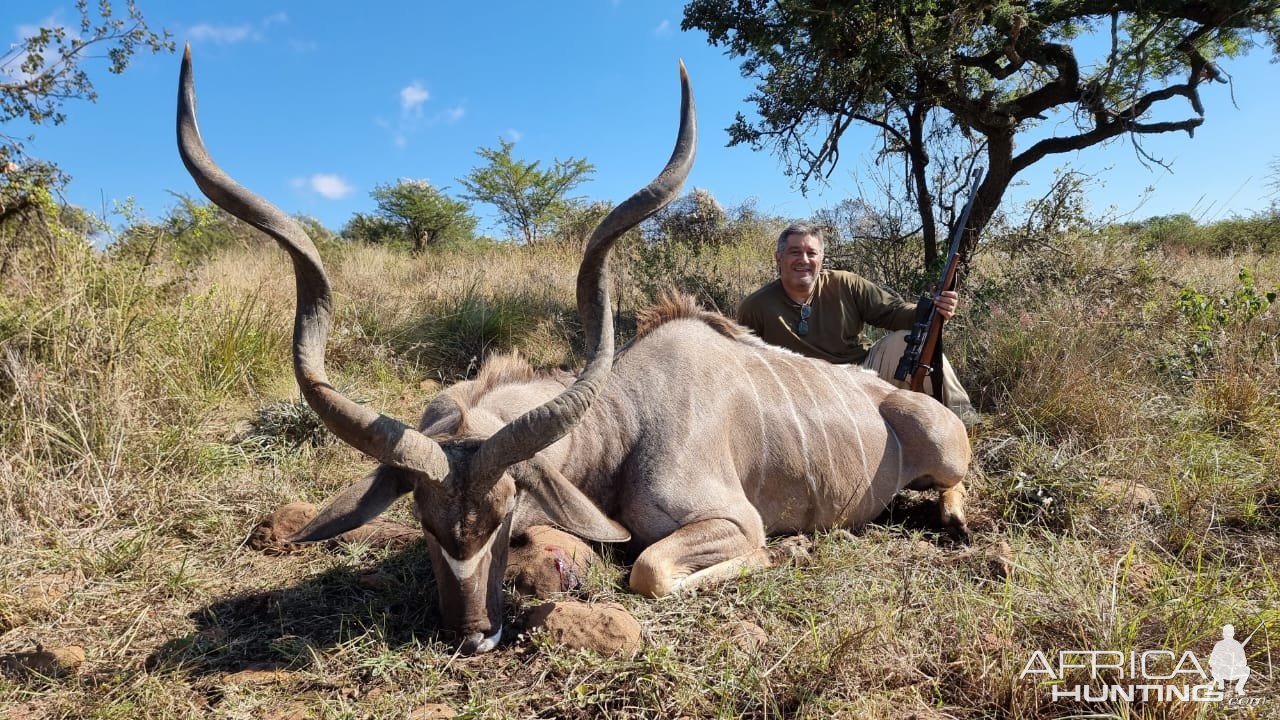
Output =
[{"x1": 0, "y1": 184, "x2": 1277, "y2": 719}]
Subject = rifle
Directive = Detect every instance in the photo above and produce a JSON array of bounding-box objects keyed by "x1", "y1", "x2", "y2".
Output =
[{"x1": 894, "y1": 167, "x2": 984, "y2": 402}]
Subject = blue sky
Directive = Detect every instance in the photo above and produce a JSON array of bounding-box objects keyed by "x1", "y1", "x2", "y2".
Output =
[{"x1": 4, "y1": 1, "x2": 1278, "y2": 239}]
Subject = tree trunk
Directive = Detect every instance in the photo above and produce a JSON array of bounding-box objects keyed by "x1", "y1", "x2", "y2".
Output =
[
  {"x1": 906, "y1": 103, "x2": 937, "y2": 270},
  {"x1": 961, "y1": 132, "x2": 1016, "y2": 260}
]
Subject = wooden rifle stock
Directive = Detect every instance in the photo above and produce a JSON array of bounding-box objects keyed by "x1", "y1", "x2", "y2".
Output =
[{"x1": 894, "y1": 167, "x2": 984, "y2": 401}]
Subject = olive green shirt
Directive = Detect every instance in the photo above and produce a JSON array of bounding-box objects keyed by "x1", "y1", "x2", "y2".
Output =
[{"x1": 736, "y1": 270, "x2": 917, "y2": 364}]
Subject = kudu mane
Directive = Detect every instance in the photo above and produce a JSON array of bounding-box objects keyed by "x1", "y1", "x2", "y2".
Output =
[{"x1": 632, "y1": 291, "x2": 749, "y2": 344}]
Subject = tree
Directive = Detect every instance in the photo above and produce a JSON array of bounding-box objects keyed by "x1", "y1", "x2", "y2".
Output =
[
  {"x1": 341, "y1": 212, "x2": 401, "y2": 246},
  {"x1": 459, "y1": 138, "x2": 594, "y2": 244},
  {"x1": 1, "y1": 1, "x2": 171, "y2": 168},
  {"x1": 369, "y1": 180, "x2": 476, "y2": 251},
  {"x1": 684, "y1": 0, "x2": 1280, "y2": 269}
]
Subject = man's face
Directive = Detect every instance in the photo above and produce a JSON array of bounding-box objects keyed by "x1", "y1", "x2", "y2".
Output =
[{"x1": 776, "y1": 232, "x2": 823, "y2": 293}]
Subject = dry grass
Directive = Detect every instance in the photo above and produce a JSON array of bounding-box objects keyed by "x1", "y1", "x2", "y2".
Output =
[{"x1": 1, "y1": 219, "x2": 1278, "y2": 718}]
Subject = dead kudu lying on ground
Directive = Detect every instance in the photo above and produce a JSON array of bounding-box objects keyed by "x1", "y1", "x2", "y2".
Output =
[{"x1": 178, "y1": 47, "x2": 970, "y2": 655}]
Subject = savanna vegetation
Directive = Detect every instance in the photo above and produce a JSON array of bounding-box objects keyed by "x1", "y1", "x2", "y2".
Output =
[
  {"x1": 1, "y1": 177, "x2": 1277, "y2": 717},
  {"x1": 3, "y1": 1, "x2": 1279, "y2": 717}
]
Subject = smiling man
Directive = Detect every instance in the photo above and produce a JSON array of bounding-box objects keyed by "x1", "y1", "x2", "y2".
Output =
[{"x1": 737, "y1": 222, "x2": 975, "y2": 420}]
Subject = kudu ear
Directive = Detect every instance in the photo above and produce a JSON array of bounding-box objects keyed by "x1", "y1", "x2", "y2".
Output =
[
  {"x1": 418, "y1": 393, "x2": 462, "y2": 438},
  {"x1": 288, "y1": 466, "x2": 414, "y2": 543},
  {"x1": 513, "y1": 458, "x2": 631, "y2": 544}
]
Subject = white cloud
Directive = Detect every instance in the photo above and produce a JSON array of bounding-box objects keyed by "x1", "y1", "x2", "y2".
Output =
[
  {"x1": 441, "y1": 106, "x2": 465, "y2": 123},
  {"x1": 188, "y1": 22, "x2": 255, "y2": 45},
  {"x1": 506, "y1": 128, "x2": 523, "y2": 142},
  {"x1": 654, "y1": 19, "x2": 671, "y2": 36},
  {"x1": 187, "y1": 12, "x2": 292, "y2": 46},
  {"x1": 400, "y1": 82, "x2": 430, "y2": 114},
  {"x1": 293, "y1": 173, "x2": 354, "y2": 200}
]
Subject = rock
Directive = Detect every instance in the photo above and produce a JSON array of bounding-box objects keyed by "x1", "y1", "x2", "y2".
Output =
[
  {"x1": 768, "y1": 534, "x2": 813, "y2": 565},
  {"x1": 407, "y1": 703, "x2": 457, "y2": 719},
  {"x1": 222, "y1": 668, "x2": 295, "y2": 686},
  {"x1": 505, "y1": 526, "x2": 601, "y2": 597},
  {"x1": 523, "y1": 601, "x2": 642, "y2": 656},
  {"x1": 727, "y1": 620, "x2": 769, "y2": 651},
  {"x1": 0, "y1": 645, "x2": 85, "y2": 678},
  {"x1": 247, "y1": 502, "x2": 318, "y2": 554},
  {"x1": 248, "y1": 503, "x2": 419, "y2": 554}
]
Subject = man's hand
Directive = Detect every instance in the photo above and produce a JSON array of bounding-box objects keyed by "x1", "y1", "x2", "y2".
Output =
[{"x1": 935, "y1": 290, "x2": 959, "y2": 321}]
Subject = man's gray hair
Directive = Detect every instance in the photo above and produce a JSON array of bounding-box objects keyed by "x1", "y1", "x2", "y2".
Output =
[{"x1": 776, "y1": 222, "x2": 825, "y2": 254}]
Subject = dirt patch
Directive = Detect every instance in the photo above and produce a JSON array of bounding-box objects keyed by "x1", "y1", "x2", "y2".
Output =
[
  {"x1": 407, "y1": 703, "x2": 457, "y2": 719},
  {"x1": 1097, "y1": 479, "x2": 1159, "y2": 513},
  {"x1": 522, "y1": 601, "x2": 642, "y2": 656},
  {"x1": 727, "y1": 620, "x2": 769, "y2": 652},
  {"x1": 505, "y1": 525, "x2": 600, "y2": 597},
  {"x1": 0, "y1": 645, "x2": 85, "y2": 679},
  {"x1": 221, "y1": 668, "x2": 297, "y2": 686}
]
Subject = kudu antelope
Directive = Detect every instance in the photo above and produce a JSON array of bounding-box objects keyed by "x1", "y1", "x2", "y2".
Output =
[{"x1": 178, "y1": 47, "x2": 969, "y2": 655}]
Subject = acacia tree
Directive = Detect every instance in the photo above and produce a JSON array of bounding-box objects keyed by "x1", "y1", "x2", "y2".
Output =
[
  {"x1": 369, "y1": 180, "x2": 475, "y2": 251},
  {"x1": 459, "y1": 138, "x2": 594, "y2": 245},
  {"x1": 684, "y1": 0, "x2": 1280, "y2": 267}
]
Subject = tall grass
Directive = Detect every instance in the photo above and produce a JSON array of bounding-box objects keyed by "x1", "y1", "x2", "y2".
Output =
[{"x1": 1, "y1": 205, "x2": 1277, "y2": 718}]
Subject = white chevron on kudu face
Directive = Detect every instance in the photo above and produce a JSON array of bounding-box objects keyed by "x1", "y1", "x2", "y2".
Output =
[{"x1": 442, "y1": 525, "x2": 502, "y2": 592}]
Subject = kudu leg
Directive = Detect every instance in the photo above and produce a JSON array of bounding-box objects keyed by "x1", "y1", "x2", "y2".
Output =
[
  {"x1": 629, "y1": 518, "x2": 769, "y2": 598},
  {"x1": 939, "y1": 481, "x2": 968, "y2": 539}
]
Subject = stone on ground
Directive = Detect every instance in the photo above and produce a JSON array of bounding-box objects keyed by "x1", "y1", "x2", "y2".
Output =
[
  {"x1": 523, "y1": 601, "x2": 641, "y2": 656},
  {"x1": 247, "y1": 502, "x2": 418, "y2": 554}
]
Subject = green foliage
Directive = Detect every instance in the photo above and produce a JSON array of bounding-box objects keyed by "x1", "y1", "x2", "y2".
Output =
[
  {"x1": 552, "y1": 198, "x2": 614, "y2": 246},
  {"x1": 341, "y1": 211, "x2": 402, "y2": 246},
  {"x1": 0, "y1": 162, "x2": 68, "y2": 277},
  {"x1": 629, "y1": 189, "x2": 780, "y2": 313},
  {"x1": 0, "y1": 0, "x2": 172, "y2": 166},
  {"x1": 1164, "y1": 268, "x2": 1277, "y2": 385},
  {"x1": 367, "y1": 180, "x2": 476, "y2": 252},
  {"x1": 231, "y1": 397, "x2": 334, "y2": 464},
  {"x1": 112, "y1": 194, "x2": 336, "y2": 265},
  {"x1": 399, "y1": 287, "x2": 549, "y2": 378},
  {"x1": 1135, "y1": 210, "x2": 1280, "y2": 253},
  {"x1": 814, "y1": 197, "x2": 932, "y2": 295},
  {"x1": 459, "y1": 138, "x2": 594, "y2": 245},
  {"x1": 683, "y1": 0, "x2": 1280, "y2": 271}
]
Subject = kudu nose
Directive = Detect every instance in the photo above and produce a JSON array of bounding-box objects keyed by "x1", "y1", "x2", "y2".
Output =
[{"x1": 459, "y1": 625, "x2": 503, "y2": 655}]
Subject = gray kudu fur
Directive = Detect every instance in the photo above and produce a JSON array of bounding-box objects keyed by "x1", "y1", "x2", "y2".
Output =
[{"x1": 177, "y1": 46, "x2": 970, "y2": 655}]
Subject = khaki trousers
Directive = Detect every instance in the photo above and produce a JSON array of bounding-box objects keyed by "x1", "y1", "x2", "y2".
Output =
[{"x1": 861, "y1": 330, "x2": 975, "y2": 417}]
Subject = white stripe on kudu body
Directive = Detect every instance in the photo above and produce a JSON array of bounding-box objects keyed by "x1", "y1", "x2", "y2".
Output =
[
  {"x1": 748, "y1": 347, "x2": 817, "y2": 503},
  {"x1": 815, "y1": 368, "x2": 871, "y2": 485},
  {"x1": 724, "y1": 348, "x2": 769, "y2": 496},
  {"x1": 842, "y1": 364, "x2": 905, "y2": 488}
]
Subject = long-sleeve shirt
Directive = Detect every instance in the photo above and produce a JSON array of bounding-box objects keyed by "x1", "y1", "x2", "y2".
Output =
[{"x1": 736, "y1": 270, "x2": 917, "y2": 364}]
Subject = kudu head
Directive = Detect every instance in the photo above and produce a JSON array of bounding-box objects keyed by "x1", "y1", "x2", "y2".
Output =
[{"x1": 177, "y1": 45, "x2": 695, "y2": 654}]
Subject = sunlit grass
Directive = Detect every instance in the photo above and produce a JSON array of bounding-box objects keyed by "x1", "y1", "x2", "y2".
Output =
[{"x1": 1, "y1": 214, "x2": 1277, "y2": 718}]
